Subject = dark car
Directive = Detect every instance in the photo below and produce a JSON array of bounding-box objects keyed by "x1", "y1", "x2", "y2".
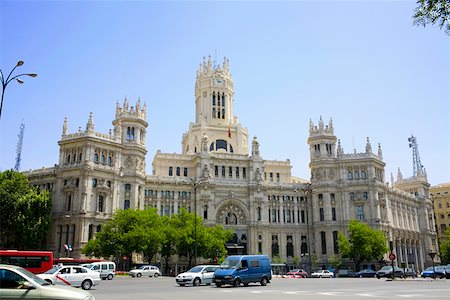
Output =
[
  {"x1": 354, "y1": 269, "x2": 376, "y2": 278},
  {"x1": 286, "y1": 269, "x2": 308, "y2": 278},
  {"x1": 404, "y1": 268, "x2": 417, "y2": 278},
  {"x1": 376, "y1": 266, "x2": 404, "y2": 279}
]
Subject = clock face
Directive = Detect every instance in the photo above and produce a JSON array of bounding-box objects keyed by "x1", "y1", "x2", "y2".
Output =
[{"x1": 214, "y1": 77, "x2": 224, "y2": 86}]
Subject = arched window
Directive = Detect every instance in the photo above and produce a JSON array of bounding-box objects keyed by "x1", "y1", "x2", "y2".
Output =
[
  {"x1": 347, "y1": 172, "x2": 353, "y2": 180},
  {"x1": 94, "y1": 153, "x2": 99, "y2": 163},
  {"x1": 124, "y1": 200, "x2": 130, "y2": 210},
  {"x1": 225, "y1": 212, "x2": 238, "y2": 225},
  {"x1": 98, "y1": 195, "x2": 104, "y2": 212},
  {"x1": 216, "y1": 140, "x2": 227, "y2": 151},
  {"x1": 355, "y1": 171, "x2": 360, "y2": 179},
  {"x1": 361, "y1": 171, "x2": 367, "y2": 179},
  {"x1": 107, "y1": 156, "x2": 112, "y2": 166},
  {"x1": 350, "y1": 192, "x2": 355, "y2": 200},
  {"x1": 176, "y1": 167, "x2": 180, "y2": 176},
  {"x1": 101, "y1": 155, "x2": 105, "y2": 164},
  {"x1": 169, "y1": 167, "x2": 173, "y2": 176},
  {"x1": 221, "y1": 166, "x2": 226, "y2": 178},
  {"x1": 92, "y1": 178, "x2": 97, "y2": 187},
  {"x1": 67, "y1": 155, "x2": 71, "y2": 163},
  {"x1": 203, "y1": 205, "x2": 208, "y2": 219},
  {"x1": 79, "y1": 153, "x2": 82, "y2": 162},
  {"x1": 125, "y1": 184, "x2": 131, "y2": 191}
]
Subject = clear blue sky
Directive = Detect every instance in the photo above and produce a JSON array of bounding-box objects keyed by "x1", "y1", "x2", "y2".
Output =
[{"x1": 0, "y1": 0, "x2": 448, "y2": 186}]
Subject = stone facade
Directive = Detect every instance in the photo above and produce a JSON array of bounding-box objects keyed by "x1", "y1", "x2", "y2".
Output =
[
  {"x1": 24, "y1": 56, "x2": 437, "y2": 272},
  {"x1": 431, "y1": 183, "x2": 450, "y2": 240}
]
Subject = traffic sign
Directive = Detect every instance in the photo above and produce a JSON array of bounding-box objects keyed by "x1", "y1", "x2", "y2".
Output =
[{"x1": 389, "y1": 252, "x2": 396, "y2": 261}]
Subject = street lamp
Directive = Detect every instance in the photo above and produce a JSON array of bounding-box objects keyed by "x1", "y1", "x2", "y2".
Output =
[
  {"x1": 0, "y1": 60, "x2": 37, "y2": 120},
  {"x1": 428, "y1": 251, "x2": 436, "y2": 280},
  {"x1": 186, "y1": 177, "x2": 208, "y2": 266}
]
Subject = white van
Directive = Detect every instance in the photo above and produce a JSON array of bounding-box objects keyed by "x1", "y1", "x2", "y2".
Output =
[{"x1": 82, "y1": 261, "x2": 116, "y2": 280}]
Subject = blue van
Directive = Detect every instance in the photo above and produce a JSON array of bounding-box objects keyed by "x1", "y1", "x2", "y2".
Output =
[{"x1": 212, "y1": 255, "x2": 272, "y2": 287}]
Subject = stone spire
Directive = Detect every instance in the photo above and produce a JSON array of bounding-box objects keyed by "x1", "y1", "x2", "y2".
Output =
[
  {"x1": 252, "y1": 136, "x2": 260, "y2": 158},
  {"x1": 390, "y1": 172, "x2": 394, "y2": 186},
  {"x1": 397, "y1": 168, "x2": 403, "y2": 181},
  {"x1": 309, "y1": 118, "x2": 314, "y2": 135},
  {"x1": 62, "y1": 117, "x2": 68, "y2": 136},
  {"x1": 365, "y1": 137, "x2": 372, "y2": 153},
  {"x1": 337, "y1": 139, "x2": 343, "y2": 155},
  {"x1": 378, "y1": 143, "x2": 383, "y2": 159},
  {"x1": 86, "y1": 112, "x2": 94, "y2": 132}
]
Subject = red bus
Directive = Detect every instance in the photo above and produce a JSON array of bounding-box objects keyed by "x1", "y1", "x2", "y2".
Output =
[
  {"x1": 53, "y1": 257, "x2": 102, "y2": 266},
  {"x1": 0, "y1": 250, "x2": 53, "y2": 274}
]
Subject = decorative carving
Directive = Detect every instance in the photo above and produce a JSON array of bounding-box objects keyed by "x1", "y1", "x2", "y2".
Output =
[{"x1": 217, "y1": 201, "x2": 246, "y2": 225}]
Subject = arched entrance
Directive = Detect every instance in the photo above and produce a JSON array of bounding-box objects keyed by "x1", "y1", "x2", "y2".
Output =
[{"x1": 216, "y1": 200, "x2": 248, "y2": 255}]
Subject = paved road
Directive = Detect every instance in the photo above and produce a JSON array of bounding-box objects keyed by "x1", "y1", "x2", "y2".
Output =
[{"x1": 89, "y1": 276, "x2": 450, "y2": 300}]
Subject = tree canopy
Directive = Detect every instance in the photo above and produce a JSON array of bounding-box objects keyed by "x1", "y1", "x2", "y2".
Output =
[
  {"x1": 439, "y1": 226, "x2": 450, "y2": 263},
  {"x1": 83, "y1": 208, "x2": 233, "y2": 268},
  {"x1": 0, "y1": 170, "x2": 52, "y2": 249},
  {"x1": 338, "y1": 220, "x2": 389, "y2": 271},
  {"x1": 413, "y1": 0, "x2": 450, "y2": 34}
]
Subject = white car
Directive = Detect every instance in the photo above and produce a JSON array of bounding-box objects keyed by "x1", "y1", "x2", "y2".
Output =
[
  {"x1": 310, "y1": 270, "x2": 334, "y2": 278},
  {"x1": 176, "y1": 265, "x2": 218, "y2": 286},
  {"x1": 0, "y1": 264, "x2": 94, "y2": 299},
  {"x1": 37, "y1": 265, "x2": 101, "y2": 290},
  {"x1": 129, "y1": 265, "x2": 161, "y2": 278}
]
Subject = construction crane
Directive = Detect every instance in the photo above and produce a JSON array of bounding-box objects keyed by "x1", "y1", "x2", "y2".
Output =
[
  {"x1": 14, "y1": 121, "x2": 25, "y2": 171},
  {"x1": 408, "y1": 134, "x2": 424, "y2": 177}
]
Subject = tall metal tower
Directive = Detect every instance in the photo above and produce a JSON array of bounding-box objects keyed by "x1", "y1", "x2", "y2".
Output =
[
  {"x1": 14, "y1": 121, "x2": 25, "y2": 171},
  {"x1": 408, "y1": 134, "x2": 424, "y2": 177}
]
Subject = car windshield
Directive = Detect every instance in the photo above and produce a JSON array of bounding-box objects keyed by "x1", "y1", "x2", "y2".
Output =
[
  {"x1": 43, "y1": 266, "x2": 60, "y2": 274},
  {"x1": 15, "y1": 267, "x2": 51, "y2": 286},
  {"x1": 290, "y1": 269, "x2": 300, "y2": 272},
  {"x1": 188, "y1": 266, "x2": 203, "y2": 273},
  {"x1": 220, "y1": 259, "x2": 240, "y2": 269},
  {"x1": 424, "y1": 267, "x2": 434, "y2": 271},
  {"x1": 379, "y1": 266, "x2": 392, "y2": 271}
]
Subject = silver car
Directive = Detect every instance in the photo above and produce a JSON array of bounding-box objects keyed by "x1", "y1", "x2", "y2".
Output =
[
  {"x1": 128, "y1": 265, "x2": 161, "y2": 278},
  {"x1": 37, "y1": 265, "x2": 101, "y2": 290},
  {"x1": 0, "y1": 264, "x2": 94, "y2": 299},
  {"x1": 176, "y1": 265, "x2": 218, "y2": 286}
]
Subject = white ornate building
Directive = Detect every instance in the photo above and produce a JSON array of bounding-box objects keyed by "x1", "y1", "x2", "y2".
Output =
[{"x1": 25, "y1": 56, "x2": 437, "y2": 272}]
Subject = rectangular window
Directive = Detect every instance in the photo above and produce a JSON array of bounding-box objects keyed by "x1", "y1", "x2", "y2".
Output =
[
  {"x1": 320, "y1": 207, "x2": 324, "y2": 221},
  {"x1": 257, "y1": 207, "x2": 261, "y2": 221},
  {"x1": 183, "y1": 168, "x2": 188, "y2": 177},
  {"x1": 243, "y1": 168, "x2": 246, "y2": 179},
  {"x1": 258, "y1": 242, "x2": 262, "y2": 253},
  {"x1": 276, "y1": 173, "x2": 280, "y2": 182},
  {"x1": 236, "y1": 167, "x2": 239, "y2": 178},
  {"x1": 333, "y1": 231, "x2": 339, "y2": 254},
  {"x1": 332, "y1": 207, "x2": 336, "y2": 221},
  {"x1": 321, "y1": 231, "x2": 327, "y2": 254},
  {"x1": 249, "y1": 260, "x2": 260, "y2": 268},
  {"x1": 301, "y1": 210, "x2": 305, "y2": 223},
  {"x1": 270, "y1": 172, "x2": 273, "y2": 181},
  {"x1": 229, "y1": 166, "x2": 233, "y2": 178},
  {"x1": 357, "y1": 206, "x2": 364, "y2": 220},
  {"x1": 215, "y1": 166, "x2": 219, "y2": 177}
]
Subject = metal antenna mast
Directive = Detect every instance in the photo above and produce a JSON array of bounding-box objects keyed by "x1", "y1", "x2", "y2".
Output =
[
  {"x1": 14, "y1": 121, "x2": 25, "y2": 171},
  {"x1": 408, "y1": 134, "x2": 424, "y2": 177}
]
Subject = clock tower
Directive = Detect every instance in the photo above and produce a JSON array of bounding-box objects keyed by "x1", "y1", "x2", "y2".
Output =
[{"x1": 182, "y1": 56, "x2": 248, "y2": 155}]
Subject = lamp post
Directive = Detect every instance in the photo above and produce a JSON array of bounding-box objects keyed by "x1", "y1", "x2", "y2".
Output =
[
  {"x1": 428, "y1": 251, "x2": 436, "y2": 280},
  {"x1": 187, "y1": 177, "x2": 208, "y2": 266},
  {"x1": 0, "y1": 60, "x2": 37, "y2": 120}
]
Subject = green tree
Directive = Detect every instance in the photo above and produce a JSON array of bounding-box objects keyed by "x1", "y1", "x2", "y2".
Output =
[
  {"x1": 413, "y1": 0, "x2": 450, "y2": 34},
  {"x1": 199, "y1": 224, "x2": 233, "y2": 262},
  {"x1": 328, "y1": 255, "x2": 343, "y2": 272},
  {"x1": 0, "y1": 170, "x2": 52, "y2": 249},
  {"x1": 83, "y1": 209, "x2": 164, "y2": 266},
  {"x1": 439, "y1": 226, "x2": 450, "y2": 263},
  {"x1": 338, "y1": 220, "x2": 388, "y2": 271}
]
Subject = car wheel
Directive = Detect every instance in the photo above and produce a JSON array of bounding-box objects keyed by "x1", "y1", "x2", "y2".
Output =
[
  {"x1": 319, "y1": 275, "x2": 322, "y2": 278},
  {"x1": 260, "y1": 277, "x2": 268, "y2": 286},
  {"x1": 376, "y1": 275, "x2": 380, "y2": 279},
  {"x1": 233, "y1": 278, "x2": 240, "y2": 287},
  {"x1": 215, "y1": 283, "x2": 222, "y2": 287},
  {"x1": 45, "y1": 279, "x2": 53, "y2": 284},
  {"x1": 193, "y1": 278, "x2": 201, "y2": 286},
  {"x1": 137, "y1": 273, "x2": 142, "y2": 278},
  {"x1": 107, "y1": 274, "x2": 113, "y2": 280},
  {"x1": 81, "y1": 279, "x2": 92, "y2": 290},
  {"x1": 154, "y1": 273, "x2": 159, "y2": 278}
]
